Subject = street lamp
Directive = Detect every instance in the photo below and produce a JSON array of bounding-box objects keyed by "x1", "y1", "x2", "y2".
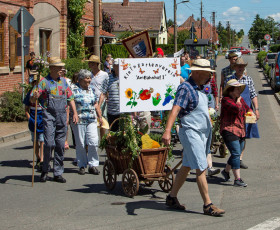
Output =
[{"x1": 174, "y1": 0, "x2": 189, "y2": 53}]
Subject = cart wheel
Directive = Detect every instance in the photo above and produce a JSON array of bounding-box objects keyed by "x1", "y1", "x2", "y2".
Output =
[
  {"x1": 122, "y1": 169, "x2": 139, "y2": 198},
  {"x1": 103, "y1": 160, "x2": 117, "y2": 190},
  {"x1": 159, "y1": 165, "x2": 175, "y2": 193},
  {"x1": 144, "y1": 180, "x2": 154, "y2": 187}
]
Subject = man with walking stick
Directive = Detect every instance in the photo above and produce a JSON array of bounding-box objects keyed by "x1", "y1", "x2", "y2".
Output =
[{"x1": 31, "y1": 57, "x2": 78, "y2": 183}]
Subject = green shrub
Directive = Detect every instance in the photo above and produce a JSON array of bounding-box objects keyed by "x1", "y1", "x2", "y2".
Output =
[
  {"x1": 270, "y1": 44, "x2": 280, "y2": 53},
  {"x1": 64, "y1": 58, "x2": 90, "y2": 80},
  {"x1": 0, "y1": 90, "x2": 26, "y2": 122},
  {"x1": 257, "y1": 51, "x2": 267, "y2": 68},
  {"x1": 264, "y1": 64, "x2": 272, "y2": 78},
  {"x1": 101, "y1": 44, "x2": 129, "y2": 63}
]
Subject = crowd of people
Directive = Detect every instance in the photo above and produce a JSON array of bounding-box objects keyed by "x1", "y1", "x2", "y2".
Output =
[{"x1": 24, "y1": 49, "x2": 259, "y2": 217}]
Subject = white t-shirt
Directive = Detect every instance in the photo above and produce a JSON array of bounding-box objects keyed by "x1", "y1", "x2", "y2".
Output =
[{"x1": 89, "y1": 70, "x2": 109, "y2": 101}]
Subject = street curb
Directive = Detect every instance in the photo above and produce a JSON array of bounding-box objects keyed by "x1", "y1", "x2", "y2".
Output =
[
  {"x1": 274, "y1": 93, "x2": 280, "y2": 105},
  {"x1": 0, "y1": 130, "x2": 30, "y2": 144}
]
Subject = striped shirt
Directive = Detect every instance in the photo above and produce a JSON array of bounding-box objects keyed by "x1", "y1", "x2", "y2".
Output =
[
  {"x1": 105, "y1": 74, "x2": 120, "y2": 115},
  {"x1": 225, "y1": 74, "x2": 257, "y2": 99},
  {"x1": 173, "y1": 77, "x2": 200, "y2": 118}
]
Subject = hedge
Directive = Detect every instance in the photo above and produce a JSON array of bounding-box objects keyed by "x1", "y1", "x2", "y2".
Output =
[
  {"x1": 270, "y1": 44, "x2": 280, "y2": 53},
  {"x1": 256, "y1": 51, "x2": 267, "y2": 68}
]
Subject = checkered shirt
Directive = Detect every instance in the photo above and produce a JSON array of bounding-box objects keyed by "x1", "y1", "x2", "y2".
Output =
[
  {"x1": 225, "y1": 74, "x2": 257, "y2": 99},
  {"x1": 174, "y1": 78, "x2": 200, "y2": 118},
  {"x1": 221, "y1": 65, "x2": 236, "y2": 81}
]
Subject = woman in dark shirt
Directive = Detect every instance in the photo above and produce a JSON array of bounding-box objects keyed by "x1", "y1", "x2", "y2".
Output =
[{"x1": 220, "y1": 79, "x2": 253, "y2": 187}]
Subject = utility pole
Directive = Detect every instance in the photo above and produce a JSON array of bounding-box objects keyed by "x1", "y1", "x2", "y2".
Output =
[
  {"x1": 174, "y1": 0, "x2": 177, "y2": 53},
  {"x1": 227, "y1": 21, "x2": 230, "y2": 48},
  {"x1": 200, "y1": 0, "x2": 203, "y2": 39},
  {"x1": 93, "y1": 0, "x2": 100, "y2": 58},
  {"x1": 212, "y1": 12, "x2": 215, "y2": 45}
]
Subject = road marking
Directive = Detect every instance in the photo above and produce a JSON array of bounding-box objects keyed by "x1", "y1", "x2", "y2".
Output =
[{"x1": 248, "y1": 217, "x2": 280, "y2": 230}]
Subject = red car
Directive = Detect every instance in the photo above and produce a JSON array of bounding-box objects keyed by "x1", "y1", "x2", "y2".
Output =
[{"x1": 241, "y1": 49, "x2": 251, "y2": 55}]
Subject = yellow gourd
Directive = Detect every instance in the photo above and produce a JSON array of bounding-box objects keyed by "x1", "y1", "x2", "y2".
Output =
[{"x1": 141, "y1": 134, "x2": 160, "y2": 149}]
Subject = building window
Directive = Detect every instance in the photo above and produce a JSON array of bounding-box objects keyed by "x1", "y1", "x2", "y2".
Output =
[
  {"x1": 0, "y1": 15, "x2": 5, "y2": 67},
  {"x1": 39, "y1": 29, "x2": 51, "y2": 57},
  {"x1": 163, "y1": 38, "x2": 166, "y2": 44}
]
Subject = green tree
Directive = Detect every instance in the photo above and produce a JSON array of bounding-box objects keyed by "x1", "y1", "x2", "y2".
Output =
[
  {"x1": 249, "y1": 14, "x2": 279, "y2": 47},
  {"x1": 168, "y1": 29, "x2": 190, "y2": 44},
  {"x1": 167, "y1": 19, "x2": 174, "y2": 28},
  {"x1": 67, "y1": 0, "x2": 87, "y2": 59}
]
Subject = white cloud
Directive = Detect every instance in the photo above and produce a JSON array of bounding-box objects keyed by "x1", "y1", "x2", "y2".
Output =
[
  {"x1": 269, "y1": 13, "x2": 280, "y2": 22},
  {"x1": 223, "y1": 6, "x2": 241, "y2": 17}
]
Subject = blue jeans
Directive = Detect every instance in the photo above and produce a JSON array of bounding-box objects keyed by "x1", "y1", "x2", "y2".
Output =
[{"x1": 224, "y1": 139, "x2": 245, "y2": 169}]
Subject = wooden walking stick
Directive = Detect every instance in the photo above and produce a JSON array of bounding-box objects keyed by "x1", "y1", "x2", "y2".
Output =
[{"x1": 32, "y1": 73, "x2": 39, "y2": 187}]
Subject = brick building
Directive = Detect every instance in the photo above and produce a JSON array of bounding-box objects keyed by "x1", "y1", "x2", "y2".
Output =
[{"x1": 0, "y1": 0, "x2": 67, "y2": 95}]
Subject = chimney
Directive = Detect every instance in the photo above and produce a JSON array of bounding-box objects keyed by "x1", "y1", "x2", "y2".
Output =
[{"x1": 123, "y1": 0, "x2": 129, "y2": 6}]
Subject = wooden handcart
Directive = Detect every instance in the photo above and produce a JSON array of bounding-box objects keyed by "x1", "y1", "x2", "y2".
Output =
[{"x1": 103, "y1": 145, "x2": 175, "y2": 197}]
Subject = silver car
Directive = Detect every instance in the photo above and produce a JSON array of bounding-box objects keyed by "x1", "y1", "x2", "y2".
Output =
[{"x1": 225, "y1": 49, "x2": 242, "y2": 59}]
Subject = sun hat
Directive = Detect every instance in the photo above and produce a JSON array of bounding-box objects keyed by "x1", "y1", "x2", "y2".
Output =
[
  {"x1": 49, "y1": 57, "x2": 65, "y2": 67},
  {"x1": 228, "y1": 52, "x2": 238, "y2": 59},
  {"x1": 223, "y1": 79, "x2": 246, "y2": 96},
  {"x1": 30, "y1": 70, "x2": 38, "y2": 75},
  {"x1": 187, "y1": 59, "x2": 215, "y2": 72},
  {"x1": 233, "y1": 57, "x2": 248, "y2": 67},
  {"x1": 85, "y1": 55, "x2": 101, "y2": 63},
  {"x1": 97, "y1": 117, "x2": 109, "y2": 129}
]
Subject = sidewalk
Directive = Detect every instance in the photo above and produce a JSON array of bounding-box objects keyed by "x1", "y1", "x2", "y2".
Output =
[{"x1": 0, "y1": 121, "x2": 29, "y2": 143}]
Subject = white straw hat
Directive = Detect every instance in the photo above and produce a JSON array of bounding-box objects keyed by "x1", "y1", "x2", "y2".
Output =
[{"x1": 188, "y1": 59, "x2": 215, "y2": 72}]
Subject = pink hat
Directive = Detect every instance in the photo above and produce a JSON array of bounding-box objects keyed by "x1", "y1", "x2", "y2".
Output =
[{"x1": 157, "y1": 48, "x2": 164, "y2": 57}]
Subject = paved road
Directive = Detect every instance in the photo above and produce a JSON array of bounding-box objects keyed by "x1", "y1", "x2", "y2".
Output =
[
  {"x1": 240, "y1": 35, "x2": 251, "y2": 49},
  {"x1": 1, "y1": 54, "x2": 280, "y2": 230}
]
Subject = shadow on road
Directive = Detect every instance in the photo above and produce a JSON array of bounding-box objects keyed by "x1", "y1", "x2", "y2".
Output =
[
  {"x1": 258, "y1": 89, "x2": 274, "y2": 95},
  {"x1": 0, "y1": 159, "x2": 32, "y2": 168},
  {"x1": 0, "y1": 174, "x2": 39, "y2": 185},
  {"x1": 13, "y1": 145, "x2": 33, "y2": 150}
]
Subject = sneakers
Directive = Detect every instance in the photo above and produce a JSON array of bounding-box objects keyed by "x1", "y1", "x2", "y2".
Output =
[
  {"x1": 234, "y1": 178, "x2": 247, "y2": 187},
  {"x1": 221, "y1": 169, "x2": 231, "y2": 182},
  {"x1": 240, "y1": 160, "x2": 248, "y2": 169},
  {"x1": 40, "y1": 172, "x2": 48, "y2": 183},
  {"x1": 78, "y1": 167, "x2": 85, "y2": 175},
  {"x1": 53, "y1": 175, "x2": 66, "y2": 183},
  {"x1": 88, "y1": 166, "x2": 100, "y2": 175},
  {"x1": 208, "y1": 167, "x2": 221, "y2": 177},
  {"x1": 203, "y1": 203, "x2": 225, "y2": 216},
  {"x1": 165, "y1": 195, "x2": 186, "y2": 210}
]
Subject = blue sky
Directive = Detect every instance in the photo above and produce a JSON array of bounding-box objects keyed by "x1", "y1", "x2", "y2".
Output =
[{"x1": 102, "y1": 0, "x2": 280, "y2": 34}]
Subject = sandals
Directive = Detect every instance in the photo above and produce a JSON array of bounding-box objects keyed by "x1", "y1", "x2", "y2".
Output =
[
  {"x1": 203, "y1": 203, "x2": 225, "y2": 216},
  {"x1": 165, "y1": 195, "x2": 186, "y2": 210}
]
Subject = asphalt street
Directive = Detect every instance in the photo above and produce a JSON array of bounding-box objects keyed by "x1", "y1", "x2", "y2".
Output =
[{"x1": 0, "y1": 53, "x2": 280, "y2": 230}]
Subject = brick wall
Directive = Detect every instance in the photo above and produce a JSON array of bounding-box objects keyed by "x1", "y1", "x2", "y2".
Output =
[{"x1": 0, "y1": 0, "x2": 67, "y2": 95}]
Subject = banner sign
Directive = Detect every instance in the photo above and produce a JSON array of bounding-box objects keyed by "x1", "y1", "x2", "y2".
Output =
[
  {"x1": 119, "y1": 58, "x2": 181, "y2": 113},
  {"x1": 174, "y1": 48, "x2": 184, "y2": 57},
  {"x1": 121, "y1": 30, "x2": 153, "y2": 58}
]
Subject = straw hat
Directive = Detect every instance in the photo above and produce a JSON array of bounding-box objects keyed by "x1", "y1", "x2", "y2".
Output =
[
  {"x1": 223, "y1": 79, "x2": 246, "y2": 96},
  {"x1": 228, "y1": 52, "x2": 238, "y2": 59},
  {"x1": 85, "y1": 55, "x2": 100, "y2": 63},
  {"x1": 97, "y1": 117, "x2": 109, "y2": 129},
  {"x1": 233, "y1": 57, "x2": 248, "y2": 67},
  {"x1": 49, "y1": 57, "x2": 65, "y2": 67},
  {"x1": 30, "y1": 70, "x2": 38, "y2": 75},
  {"x1": 187, "y1": 59, "x2": 215, "y2": 72}
]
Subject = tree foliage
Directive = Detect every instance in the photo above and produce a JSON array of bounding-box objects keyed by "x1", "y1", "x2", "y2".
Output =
[
  {"x1": 168, "y1": 29, "x2": 190, "y2": 44},
  {"x1": 216, "y1": 21, "x2": 241, "y2": 48},
  {"x1": 167, "y1": 19, "x2": 174, "y2": 28},
  {"x1": 248, "y1": 14, "x2": 279, "y2": 47},
  {"x1": 102, "y1": 10, "x2": 114, "y2": 33},
  {"x1": 67, "y1": 0, "x2": 87, "y2": 59}
]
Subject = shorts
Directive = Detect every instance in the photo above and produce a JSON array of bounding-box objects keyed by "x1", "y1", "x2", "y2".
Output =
[{"x1": 31, "y1": 132, "x2": 44, "y2": 143}]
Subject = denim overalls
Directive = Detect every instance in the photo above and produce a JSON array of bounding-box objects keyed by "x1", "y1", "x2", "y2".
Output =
[
  {"x1": 179, "y1": 90, "x2": 212, "y2": 171},
  {"x1": 42, "y1": 77, "x2": 68, "y2": 176}
]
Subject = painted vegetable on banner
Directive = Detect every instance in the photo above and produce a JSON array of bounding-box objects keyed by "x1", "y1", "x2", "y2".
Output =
[{"x1": 119, "y1": 58, "x2": 180, "y2": 112}]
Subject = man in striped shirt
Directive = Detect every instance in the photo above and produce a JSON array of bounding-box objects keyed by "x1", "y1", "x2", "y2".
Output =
[{"x1": 99, "y1": 59, "x2": 120, "y2": 132}]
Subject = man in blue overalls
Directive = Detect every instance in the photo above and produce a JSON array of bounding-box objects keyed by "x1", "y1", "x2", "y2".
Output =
[
  {"x1": 31, "y1": 57, "x2": 78, "y2": 183},
  {"x1": 162, "y1": 59, "x2": 225, "y2": 216}
]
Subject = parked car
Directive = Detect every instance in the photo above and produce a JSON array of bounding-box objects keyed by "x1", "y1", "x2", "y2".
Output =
[
  {"x1": 270, "y1": 52, "x2": 280, "y2": 92},
  {"x1": 263, "y1": 53, "x2": 277, "y2": 67},
  {"x1": 241, "y1": 49, "x2": 251, "y2": 55},
  {"x1": 225, "y1": 49, "x2": 242, "y2": 59}
]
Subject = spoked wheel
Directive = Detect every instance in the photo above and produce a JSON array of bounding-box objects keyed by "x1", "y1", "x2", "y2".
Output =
[
  {"x1": 103, "y1": 160, "x2": 117, "y2": 190},
  {"x1": 144, "y1": 180, "x2": 154, "y2": 187},
  {"x1": 159, "y1": 165, "x2": 175, "y2": 193},
  {"x1": 122, "y1": 169, "x2": 139, "y2": 198}
]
